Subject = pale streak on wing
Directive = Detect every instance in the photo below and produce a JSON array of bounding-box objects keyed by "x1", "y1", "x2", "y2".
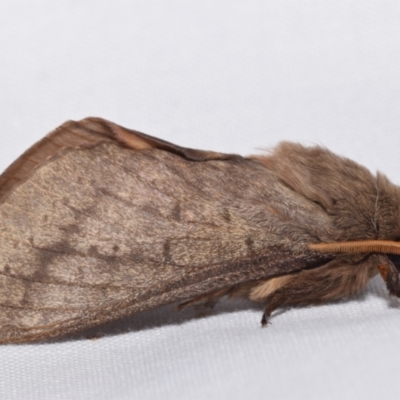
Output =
[
  {"x1": 0, "y1": 117, "x2": 228, "y2": 202},
  {"x1": 0, "y1": 121, "x2": 107, "y2": 200}
]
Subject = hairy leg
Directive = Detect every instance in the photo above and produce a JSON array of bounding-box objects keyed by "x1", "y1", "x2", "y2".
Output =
[{"x1": 249, "y1": 256, "x2": 379, "y2": 326}]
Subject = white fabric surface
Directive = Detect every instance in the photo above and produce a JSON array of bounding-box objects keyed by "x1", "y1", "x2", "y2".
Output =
[{"x1": 1, "y1": 1, "x2": 400, "y2": 399}]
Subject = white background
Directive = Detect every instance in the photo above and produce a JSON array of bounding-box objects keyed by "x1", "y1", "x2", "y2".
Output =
[{"x1": 1, "y1": 1, "x2": 400, "y2": 399}]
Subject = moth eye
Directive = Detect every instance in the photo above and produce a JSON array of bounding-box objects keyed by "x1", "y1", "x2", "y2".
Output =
[{"x1": 387, "y1": 254, "x2": 400, "y2": 271}]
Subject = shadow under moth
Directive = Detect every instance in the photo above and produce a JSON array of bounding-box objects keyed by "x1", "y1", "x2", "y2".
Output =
[{"x1": 1, "y1": 117, "x2": 400, "y2": 344}]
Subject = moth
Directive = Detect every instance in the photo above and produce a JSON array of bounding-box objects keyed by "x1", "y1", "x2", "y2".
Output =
[{"x1": 1, "y1": 117, "x2": 400, "y2": 344}]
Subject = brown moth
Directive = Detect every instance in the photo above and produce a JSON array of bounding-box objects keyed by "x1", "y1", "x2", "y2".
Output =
[{"x1": 1, "y1": 117, "x2": 400, "y2": 344}]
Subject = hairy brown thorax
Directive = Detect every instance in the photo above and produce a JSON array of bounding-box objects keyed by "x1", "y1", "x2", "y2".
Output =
[{"x1": 0, "y1": 118, "x2": 399, "y2": 343}]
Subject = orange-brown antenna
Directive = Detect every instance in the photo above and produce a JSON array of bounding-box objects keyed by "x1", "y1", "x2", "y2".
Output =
[{"x1": 308, "y1": 240, "x2": 400, "y2": 255}]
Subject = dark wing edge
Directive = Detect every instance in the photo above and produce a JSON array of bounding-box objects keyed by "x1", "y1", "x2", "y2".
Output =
[{"x1": 0, "y1": 117, "x2": 234, "y2": 200}]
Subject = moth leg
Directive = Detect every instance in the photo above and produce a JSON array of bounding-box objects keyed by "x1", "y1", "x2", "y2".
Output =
[
  {"x1": 378, "y1": 258, "x2": 400, "y2": 297},
  {"x1": 177, "y1": 287, "x2": 232, "y2": 311},
  {"x1": 249, "y1": 257, "x2": 378, "y2": 326},
  {"x1": 261, "y1": 295, "x2": 285, "y2": 327}
]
